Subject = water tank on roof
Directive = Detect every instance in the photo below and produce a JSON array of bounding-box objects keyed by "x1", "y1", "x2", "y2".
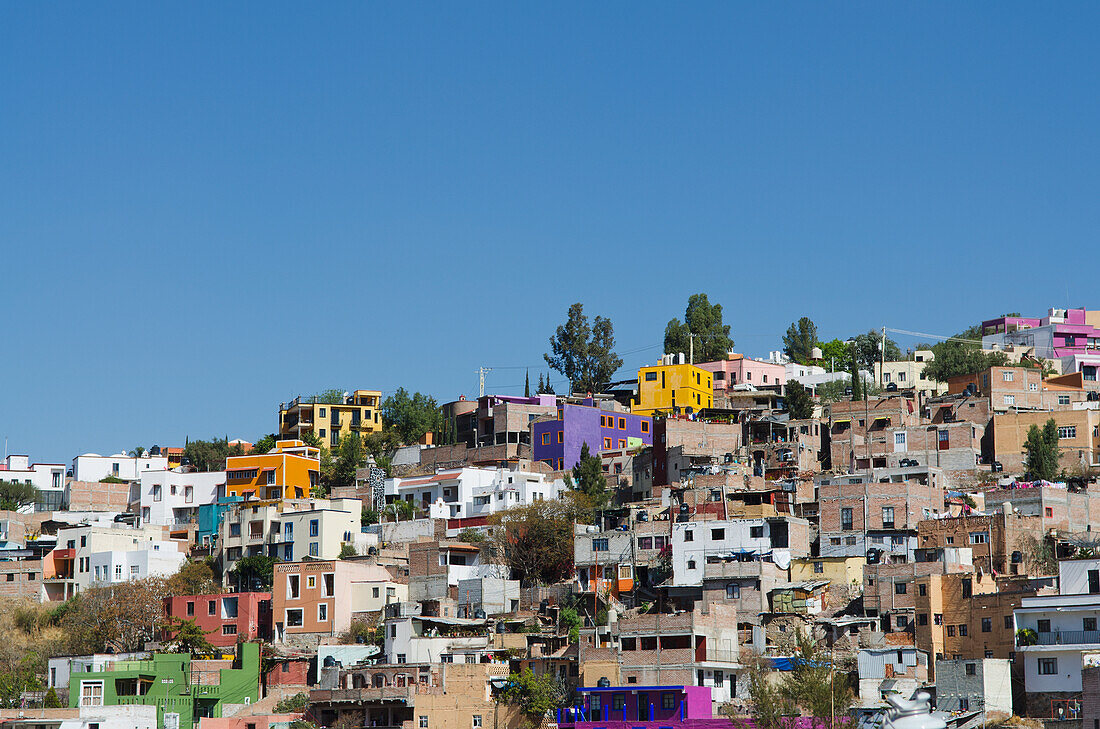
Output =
[
  {"x1": 811, "y1": 347, "x2": 823, "y2": 360},
  {"x1": 324, "y1": 655, "x2": 337, "y2": 667},
  {"x1": 597, "y1": 677, "x2": 611, "y2": 688},
  {"x1": 474, "y1": 609, "x2": 487, "y2": 620}
]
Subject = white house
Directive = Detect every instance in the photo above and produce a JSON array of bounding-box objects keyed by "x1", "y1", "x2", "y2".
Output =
[
  {"x1": 71, "y1": 452, "x2": 168, "y2": 482},
  {"x1": 87, "y1": 543, "x2": 186, "y2": 587},
  {"x1": 137, "y1": 469, "x2": 225, "y2": 526},
  {"x1": 0, "y1": 454, "x2": 66, "y2": 511},
  {"x1": 669, "y1": 517, "x2": 810, "y2": 587},
  {"x1": 1015, "y1": 559, "x2": 1100, "y2": 694},
  {"x1": 385, "y1": 466, "x2": 566, "y2": 520}
]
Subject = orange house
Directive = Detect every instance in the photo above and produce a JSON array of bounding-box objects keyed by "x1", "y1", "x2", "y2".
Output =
[{"x1": 225, "y1": 440, "x2": 320, "y2": 500}]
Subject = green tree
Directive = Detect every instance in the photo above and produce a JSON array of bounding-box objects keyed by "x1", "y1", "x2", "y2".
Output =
[
  {"x1": 525, "y1": 370, "x2": 530, "y2": 397},
  {"x1": 129, "y1": 446, "x2": 146, "y2": 458},
  {"x1": 566, "y1": 443, "x2": 609, "y2": 511},
  {"x1": 388, "y1": 500, "x2": 417, "y2": 521},
  {"x1": 489, "y1": 499, "x2": 578, "y2": 586},
  {"x1": 330, "y1": 433, "x2": 366, "y2": 490},
  {"x1": 0, "y1": 480, "x2": 39, "y2": 511},
  {"x1": 663, "y1": 293, "x2": 734, "y2": 363},
  {"x1": 544, "y1": 303, "x2": 623, "y2": 394},
  {"x1": 166, "y1": 560, "x2": 219, "y2": 596},
  {"x1": 458, "y1": 527, "x2": 486, "y2": 544},
  {"x1": 499, "y1": 667, "x2": 565, "y2": 720},
  {"x1": 338, "y1": 543, "x2": 358, "y2": 559},
  {"x1": 183, "y1": 438, "x2": 233, "y2": 472},
  {"x1": 300, "y1": 430, "x2": 323, "y2": 449},
  {"x1": 816, "y1": 339, "x2": 851, "y2": 371},
  {"x1": 1024, "y1": 418, "x2": 1061, "y2": 481},
  {"x1": 722, "y1": 656, "x2": 793, "y2": 729},
  {"x1": 364, "y1": 431, "x2": 401, "y2": 476},
  {"x1": 921, "y1": 321, "x2": 1012, "y2": 381},
  {"x1": 275, "y1": 692, "x2": 310, "y2": 713},
  {"x1": 381, "y1": 388, "x2": 442, "y2": 445},
  {"x1": 312, "y1": 389, "x2": 347, "y2": 405},
  {"x1": 251, "y1": 434, "x2": 278, "y2": 455},
  {"x1": 850, "y1": 330, "x2": 902, "y2": 371},
  {"x1": 780, "y1": 634, "x2": 852, "y2": 729},
  {"x1": 362, "y1": 508, "x2": 380, "y2": 526},
  {"x1": 559, "y1": 608, "x2": 581, "y2": 643},
  {"x1": 43, "y1": 687, "x2": 63, "y2": 708},
  {"x1": 536, "y1": 373, "x2": 556, "y2": 395},
  {"x1": 849, "y1": 358, "x2": 863, "y2": 401},
  {"x1": 783, "y1": 317, "x2": 819, "y2": 364},
  {"x1": 163, "y1": 616, "x2": 216, "y2": 655},
  {"x1": 0, "y1": 657, "x2": 42, "y2": 708},
  {"x1": 228, "y1": 555, "x2": 278, "y2": 591},
  {"x1": 784, "y1": 382, "x2": 815, "y2": 420}
]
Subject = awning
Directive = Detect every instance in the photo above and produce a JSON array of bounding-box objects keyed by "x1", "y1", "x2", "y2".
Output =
[
  {"x1": 873, "y1": 416, "x2": 890, "y2": 422},
  {"x1": 832, "y1": 419, "x2": 850, "y2": 424}
]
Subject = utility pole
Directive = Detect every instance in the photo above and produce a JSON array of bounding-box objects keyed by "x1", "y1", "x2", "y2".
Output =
[
  {"x1": 689, "y1": 334, "x2": 695, "y2": 365},
  {"x1": 881, "y1": 326, "x2": 887, "y2": 387},
  {"x1": 477, "y1": 367, "x2": 493, "y2": 397}
]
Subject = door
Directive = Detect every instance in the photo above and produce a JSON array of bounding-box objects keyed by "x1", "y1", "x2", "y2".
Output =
[{"x1": 638, "y1": 693, "x2": 648, "y2": 721}]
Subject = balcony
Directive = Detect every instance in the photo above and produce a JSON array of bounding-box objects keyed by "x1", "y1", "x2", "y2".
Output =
[
  {"x1": 1021, "y1": 630, "x2": 1100, "y2": 647},
  {"x1": 310, "y1": 686, "x2": 416, "y2": 704}
]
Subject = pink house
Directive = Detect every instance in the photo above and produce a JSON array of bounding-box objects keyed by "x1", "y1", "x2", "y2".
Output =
[
  {"x1": 698, "y1": 354, "x2": 786, "y2": 391},
  {"x1": 198, "y1": 715, "x2": 303, "y2": 728}
]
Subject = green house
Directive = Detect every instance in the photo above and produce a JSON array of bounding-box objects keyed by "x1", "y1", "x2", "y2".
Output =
[{"x1": 68, "y1": 642, "x2": 260, "y2": 729}]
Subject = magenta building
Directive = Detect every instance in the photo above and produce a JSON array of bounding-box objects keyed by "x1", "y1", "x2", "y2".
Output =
[
  {"x1": 982, "y1": 307, "x2": 1100, "y2": 379},
  {"x1": 557, "y1": 685, "x2": 722, "y2": 729},
  {"x1": 532, "y1": 400, "x2": 652, "y2": 471}
]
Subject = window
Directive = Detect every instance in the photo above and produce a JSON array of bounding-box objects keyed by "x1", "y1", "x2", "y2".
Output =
[
  {"x1": 421, "y1": 718, "x2": 429, "y2": 729},
  {"x1": 684, "y1": 530, "x2": 693, "y2": 542},
  {"x1": 307, "y1": 575, "x2": 317, "y2": 589},
  {"x1": 1059, "y1": 395, "x2": 1072, "y2": 406},
  {"x1": 613, "y1": 695, "x2": 626, "y2": 710},
  {"x1": 1004, "y1": 395, "x2": 1015, "y2": 406},
  {"x1": 662, "y1": 694, "x2": 676, "y2": 710},
  {"x1": 593, "y1": 539, "x2": 609, "y2": 552},
  {"x1": 711, "y1": 528, "x2": 725, "y2": 540},
  {"x1": 266, "y1": 470, "x2": 276, "y2": 485},
  {"x1": 223, "y1": 624, "x2": 237, "y2": 636},
  {"x1": 208, "y1": 600, "x2": 216, "y2": 615},
  {"x1": 310, "y1": 519, "x2": 319, "y2": 537},
  {"x1": 934, "y1": 614, "x2": 943, "y2": 625},
  {"x1": 959, "y1": 624, "x2": 967, "y2": 636},
  {"x1": 946, "y1": 625, "x2": 955, "y2": 637},
  {"x1": 1058, "y1": 426, "x2": 1077, "y2": 439},
  {"x1": 830, "y1": 538, "x2": 841, "y2": 545},
  {"x1": 603, "y1": 438, "x2": 612, "y2": 450},
  {"x1": 641, "y1": 421, "x2": 649, "y2": 433},
  {"x1": 1037, "y1": 619, "x2": 1051, "y2": 633},
  {"x1": 1038, "y1": 658, "x2": 1058, "y2": 675},
  {"x1": 80, "y1": 681, "x2": 104, "y2": 707},
  {"x1": 962, "y1": 579, "x2": 972, "y2": 598},
  {"x1": 1045, "y1": 506, "x2": 1054, "y2": 518},
  {"x1": 153, "y1": 485, "x2": 162, "y2": 502},
  {"x1": 1005, "y1": 616, "x2": 1014, "y2": 629},
  {"x1": 687, "y1": 560, "x2": 697, "y2": 570},
  {"x1": 318, "y1": 603, "x2": 328, "y2": 622},
  {"x1": 970, "y1": 532, "x2": 989, "y2": 544},
  {"x1": 749, "y1": 526, "x2": 764, "y2": 538},
  {"x1": 1003, "y1": 371, "x2": 1015, "y2": 382},
  {"x1": 1085, "y1": 618, "x2": 1097, "y2": 632},
  {"x1": 541, "y1": 433, "x2": 550, "y2": 446},
  {"x1": 726, "y1": 583, "x2": 740, "y2": 599},
  {"x1": 283, "y1": 545, "x2": 293, "y2": 560},
  {"x1": 286, "y1": 609, "x2": 303, "y2": 627},
  {"x1": 230, "y1": 523, "x2": 241, "y2": 537},
  {"x1": 918, "y1": 614, "x2": 928, "y2": 626},
  {"x1": 982, "y1": 618, "x2": 992, "y2": 633},
  {"x1": 323, "y1": 573, "x2": 335, "y2": 597},
  {"x1": 638, "y1": 537, "x2": 653, "y2": 550},
  {"x1": 714, "y1": 671, "x2": 724, "y2": 687},
  {"x1": 841, "y1": 508, "x2": 853, "y2": 531},
  {"x1": 1090, "y1": 570, "x2": 1100, "y2": 594},
  {"x1": 558, "y1": 431, "x2": 564, "y2": 444},
  {"x1": 898, "y1": 372, "x2": 906, "y2": 382},
  {"x1": 894, "y1": 582, "x2": 907, "y2": 595},
  {"x1": 619, "y1": 418, "x2": 626, "y2": 429},
  {"x1": 813, "y1": 562, "x2": 824, "y2": 574},
  {"x1": 882, "y1": 506, "x2": 894, "y2": 528},
  {"x1": 287, "y1": 574, "x2": 300, "y2": 599},
  {"x1": 918, "y1": 584, "x2": 927, "y2": 596},
  {"x1": 960, "y1": 699, "x2": 970, "y2": 711},
  {"x1": 309, "y1": 542, "x2": 319, "y2": 557},
  {"x1": 473, "y1": 716, "x2": 483, "y2": 728}
]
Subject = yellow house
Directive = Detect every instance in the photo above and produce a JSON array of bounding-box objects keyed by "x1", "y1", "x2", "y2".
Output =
[
  {"x1": 225, "y1": 440, "x2": 320, "y2": 500},
  {"x1": 790, "y1": 556, "x2": 864, "y2": 587},
  {"x1": 279, "y1": 390, "x2": 384, "y2": 449},
  {"x1": 632, "y1": 363, "x2": 713, "y2": 416}
]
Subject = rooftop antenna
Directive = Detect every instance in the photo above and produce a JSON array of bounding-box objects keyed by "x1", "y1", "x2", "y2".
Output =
[{"x1": 477, "y1": 367, "x2": 493, "y2": 397}]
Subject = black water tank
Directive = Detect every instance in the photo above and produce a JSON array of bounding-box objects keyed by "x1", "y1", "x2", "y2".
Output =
[{"x1": 597, "y1": 677, "x2": 611, "y2": 688}]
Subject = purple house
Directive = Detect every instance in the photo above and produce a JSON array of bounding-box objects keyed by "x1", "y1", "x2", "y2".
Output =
[
  {"x1": 532, "y1": 400, "x2": 653, "y2": 471},
  {"x1": 557, "y1": 685, "x2": 726, "y2": 729}
]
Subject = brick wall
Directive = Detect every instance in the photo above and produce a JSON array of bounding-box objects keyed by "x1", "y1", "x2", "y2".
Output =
[
  {"x1": 0, "y1": 559, "x2": 43, "y2": 600},
  {"x1": 65, "y1": 480, "x2": 133, "y2": 511}
]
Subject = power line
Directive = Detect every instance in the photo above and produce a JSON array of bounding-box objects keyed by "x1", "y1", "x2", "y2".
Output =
[{"x1": 885, "y1": 327, "x2": 985, "y2": 346}]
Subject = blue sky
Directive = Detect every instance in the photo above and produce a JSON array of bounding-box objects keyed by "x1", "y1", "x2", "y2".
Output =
[{"x1": 1, "y1": 3, "x2": 1097, "y2": 464}]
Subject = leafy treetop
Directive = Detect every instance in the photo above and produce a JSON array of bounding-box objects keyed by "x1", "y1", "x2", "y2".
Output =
[
  {"x1": 544, "y1": 303, "x2": 623, "y2": 394},
  {"x1": 663, "y1": 293, "x2": 734, "y2": 363}
]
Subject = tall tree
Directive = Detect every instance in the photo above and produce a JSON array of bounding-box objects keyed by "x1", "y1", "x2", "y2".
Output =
[
  {"x1": 0, "y1": 481, "x2": 39, "y2": 512},
  {"x1": 489, "y1": 498, "x2": 579, "y2": 586},
  {"x1": 817, "y1": 339, "x2": 852, "y2": 372},
  {"x1": 849, "y1": 357, "x2": 863, "y2": 401},
  {"x1": 663, "y1": 293, "x2": 734, "y2": 363},
  {"x1": 251, "y1": 434, "x2": 278, "y2": 455},
  {"x1": 227, "y1": 555, "x2": 278, "y2": 592},
  {"x1": 850, "y1": 329, "x2": 902, "y2": 371},
  {"x1": 165, "y1": 560, "x2": 219, "y2": 596},
  {"x1": 784, "y1": 381, "x2": 815, "y2": 419},
  {"x1": 163, "y1": 617, "x2": 216, "y2": 655},
  {"x1": 1024, "y1": 419, "x2": 1061, "y2": 481},
  {"x1": 183, "y1": 438, "x2": 232, "y2": 472},
  {"x1": 783, "y1": 317, "x2": 819, "y2": 364},
  {"x1": 567, "y1": 443, "x2": 610, "y2": 511},
  {"x1": 524, "y1": 370, "x2": 530, "y2": 397},
  {"x1": 780, "y1": 634, "x2": 853, "y2": 729},
  {"x1": 331, "y1": 433, "x2": 366, "y2": 490},
  {"x1": 544, "y1": 303, "x2": 623, "y2": 394},
  {"x1": 499, "y1": 667, "x2": 565, "y2": 720},
  {"x1": 381, "y1": 388, "x2": 442, "y2": 445}
]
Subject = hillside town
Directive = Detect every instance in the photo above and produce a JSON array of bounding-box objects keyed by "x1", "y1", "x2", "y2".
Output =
[{"x1": 3, "y1": 301, "x2": 1100, "y2": 729}]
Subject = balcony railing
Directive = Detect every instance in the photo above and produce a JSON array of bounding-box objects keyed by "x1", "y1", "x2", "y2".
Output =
[{"x1": 1024, "y1": 630, "x2": 1100, "y2": 646}]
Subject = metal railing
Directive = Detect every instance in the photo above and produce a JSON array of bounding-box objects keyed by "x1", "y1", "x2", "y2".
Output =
[{"x1": 1027, "y1": 630, "x2": 1100, "y2": 646}]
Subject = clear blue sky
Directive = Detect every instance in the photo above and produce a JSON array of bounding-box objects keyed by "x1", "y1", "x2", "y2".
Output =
[{"x1": 2, "y1": 3, "x2": 1097, "y2": 465}]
